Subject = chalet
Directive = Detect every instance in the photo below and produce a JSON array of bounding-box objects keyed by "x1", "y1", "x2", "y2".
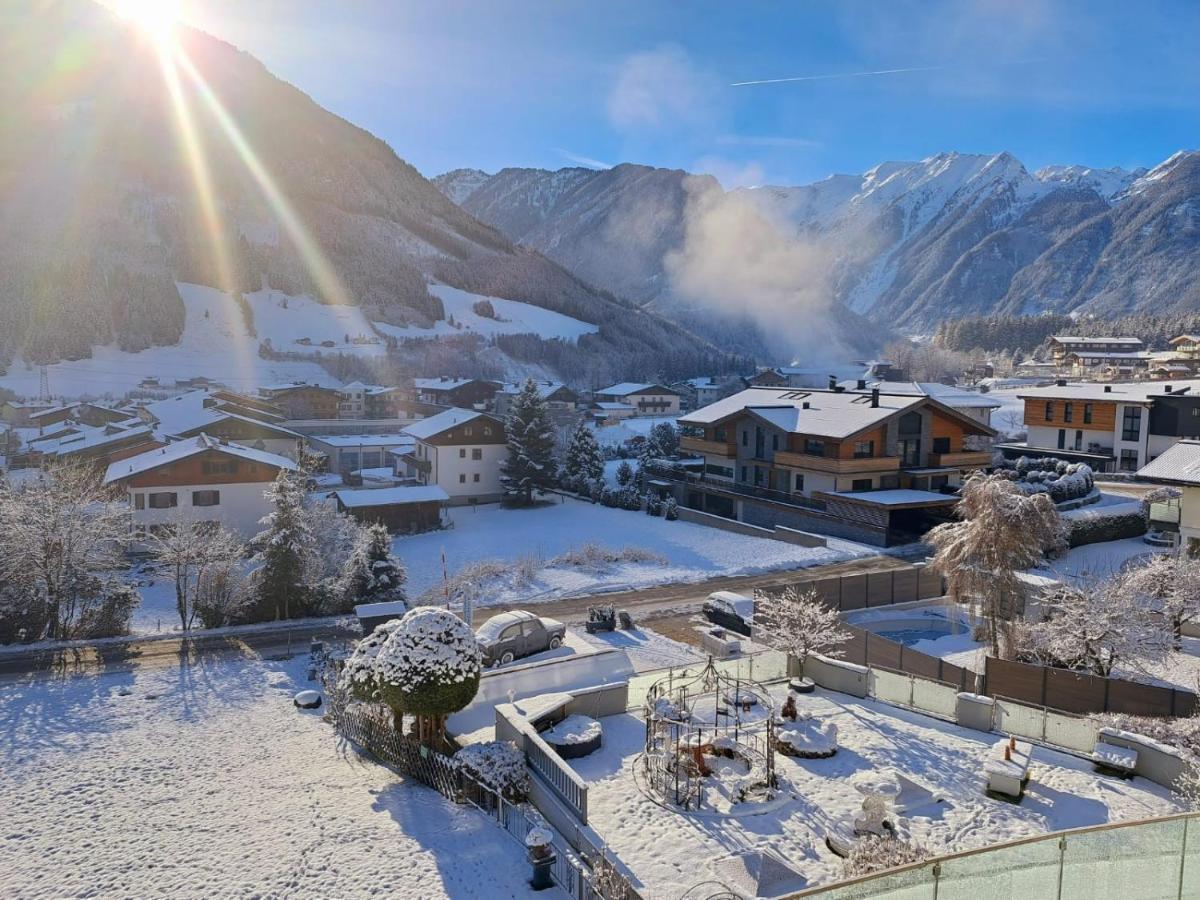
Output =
[
  {"x1": 411, "y1": 377, "x2": 500, "y2": 410},
  {"x1": 395, "y1": 408, "x2": 506, "y2": 505},
  {"x1": 138, "y1": 389, "x2": 299, "y2": 457},
  {"x1": 672, "y1": 376, "x2": 747, "y2": 411},
  {"x1": 337, "y1": 382, "x2": 403, "y2": 419},
  {"x1": 1169, "y1": 335, "x2": 1200, "y2": 364},
  {"x1": 331, "y1": 485, "x2": 448, "y2": 533},
  {"x1": 1139, "y1": 441, "x2": 1200, "y2": 555},
  {"x1": 593, "y1": 383, "x2": 681, "y2": 417},
  {"x1": 260, "y1": 383, "x2": 342, "y2": 419},
  {"x1": 1048, "y1": 336, "x2": 1144, "y2": 368},
  {"x1": 104, "y1": 435, "x2": 297, "y2": 542},
  {"x1": 493, "y1": 381, "x2": 579, "y2": 418},
  {"x1": 672, "y1": 386, "x2": 996, "y2": 546},
  {"x1": 996, "y1": 378, "x2": 1200, "y2": 473},
  {"x1": 590, "y1": 401, "x2": 637, "y2": 423}
]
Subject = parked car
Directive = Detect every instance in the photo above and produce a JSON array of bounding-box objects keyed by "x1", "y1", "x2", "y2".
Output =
[
  {"x1": 476, "y1": 610, "x2": 567, "y2": 666},
  {"x1": 702, "y1": 591, "x2": 753, "y2": 636}
]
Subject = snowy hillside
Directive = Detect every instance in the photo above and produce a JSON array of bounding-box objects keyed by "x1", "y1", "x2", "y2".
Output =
[{"x1": 376, "y1": 285, "x2": 598, "y2": 343}]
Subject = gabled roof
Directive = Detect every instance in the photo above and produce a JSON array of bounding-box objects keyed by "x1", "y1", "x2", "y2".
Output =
[
  {"x1": 1137, "y1": 440, "x2": 1200, "y2": 486},
  {"x1": 596, "y1": 382, "x2": 679, "y2": 397},
  {"x1": 1170, "y1": 335, "x2": 1200, "y2": 345},
  {"x1": 104, "y1": 434, "x2": 297, "y2": 485},
  {"x1": 403, "y1": 407, "x2": 494, "y2": 440},
  {"x1": 497, "y1": 380, "x2": 574, "y2": 399},
  {"x1": 837, "y1": 380, "x2": 1002, "y2": 409},
  {"x1": 35, "y1": 424, "x2": 156, "y2": 458},
  {"x1": 332, "y1": 485, "x2": 449, "y2": 508},
  {"x1": 412, "y1": 377, "x2": 486, "y2": 392}
]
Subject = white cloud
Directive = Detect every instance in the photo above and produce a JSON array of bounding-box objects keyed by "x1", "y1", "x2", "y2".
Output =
[
  {"x1": 606, "y1": 45, "x2": 721, "y2": 133},
  {"x1": 715, "y1": 134, "x2": 822, "y2": 149}
]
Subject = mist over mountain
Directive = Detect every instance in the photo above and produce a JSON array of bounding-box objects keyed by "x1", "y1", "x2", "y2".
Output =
[
  {"x1": 0, "y1": 1, "x2": 742, "y2": 386},
  {"x1": 437, "y1": 150, "x2": 1200, "y2": 347}
]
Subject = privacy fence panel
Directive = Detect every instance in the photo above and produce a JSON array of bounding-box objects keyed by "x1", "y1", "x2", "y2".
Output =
[{"x1": 985, "y1": 657, "x2": 1197, "y2": 719}]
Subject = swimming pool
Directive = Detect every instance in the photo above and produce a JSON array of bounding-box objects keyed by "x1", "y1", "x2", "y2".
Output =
[
  {"x1": 875, "y1": 627, "x2": 955, "y2": 646},
  {"x1": 843, "y1": 605, "x2": 972, "y2": 647}
]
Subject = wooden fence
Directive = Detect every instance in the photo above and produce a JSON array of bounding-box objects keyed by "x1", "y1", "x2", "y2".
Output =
[
  {"x1": 985, "y1": 656, "x2": 1197, "y2": 718},
  {"x1": 841, "y1": 624, "x2": 978, "y2": 693},
  {"x1": 761, "y1": 563, "x2": 945, "y2": 612}
]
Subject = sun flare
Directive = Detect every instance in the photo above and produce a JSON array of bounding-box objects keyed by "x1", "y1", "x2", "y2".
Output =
[{"x1": 114, "y1": 0, "x2": 181, "y2": 41}]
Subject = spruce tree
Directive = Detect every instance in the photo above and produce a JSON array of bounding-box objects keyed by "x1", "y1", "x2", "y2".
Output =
[
  {"x1": 560, "y1": 421, "x2": 604, "y2": 491},
  {"x1": 500, "y1": 378, "x2": 557, "y2": 505},
  {"x1": 343, "y1": 523, "x2": 408, "y2": 606},
  {"x1": 252, "y1": 467, "x2": 317, "y2": 620}
]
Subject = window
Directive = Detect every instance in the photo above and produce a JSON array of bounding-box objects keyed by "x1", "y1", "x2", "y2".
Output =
[
  {"x1": 202, "y1": 459, "x2": 238, "y2": 476},
  {"x1": 1045, "y1": 401, "x2": 1053, "y2": 421},
  {"x1": 459, "y1": 448, "x2": 466, "y2": 458},
  {"x1": 483, "y1": 426, "x2": 492, "y2": 437},
  {"x1": 740, "y1": 466, "x2": 747, "y2": 482},
  {"x1": 898, "y1": 412, "x2": 922, "y2": 434},
  {"x1": 192, "y1": 490, "x2": 220, "y2": 507},
  {"x1": 459, "y1": 474, "x2": 466, "y2": 483},
  {"x1": 472, "y1": 448, "x2": 482, "y2": 461},
  {"x1": 853, "y1": 440, "x2": 875, "y2": 459},
  {"x1": 931, "y1": 437, "x2": 950, "y2": 454},
  {"x1": 899, "y1": 438, "x2": 920, "y2": 466},
  {"x1": 794, "y1": 473, "x2": 804, "y2": 492},
  {"x1": 804, "y1": 439, "x2": 825, "y2": 457},
  {"x1": 473, "y1": 473, "x2": 480, "y2": 483},
  {"x1": 1063, "y1": 402, "x2": 1073, "y2": 423},
  {"x1": 148, "y1": 492, "x2": 177, "y2": 509},
  {"x1": 851, "y1": 478, "x2": 873, "y2": 491},
  {"x1": 1074, "y1": 430, "x2": 1083, "y2": 451},
  {"x1": 714, "y1": 427, "x2": 727, "y2": 442},
  {"x1": 464, "y1": 426, "x2": 473, "y2": 436},
  {"x1": 1122, "y1": 406, "x2": 1142, "y2": 441},
  {"x1": 705, "y1": 463, "x2": 733, "y2": 479},
  {"x1": 771, "y1": 434, "x2": 779, "y2": 451},
  {"x1": 1120, "y1": 449, "x2": 1139, "y2": 472},
  {"x1": 134, "y1": 493, "x2": 145, "y2": 510},
  {"x1": 1084, "y1": 403, "x2": 1094, "y2": 424},
  {"x1": 1057, "y1": 429, "x2": 1066, "y2": 450},
  {"x1": 500, "y1": 624, "x2": 522, "y2": 641},
  {"x1": 741, "y1": 429, "x2": 748, "y2": 446}
]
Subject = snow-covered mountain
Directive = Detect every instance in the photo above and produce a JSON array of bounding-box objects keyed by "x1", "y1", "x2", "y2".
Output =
[
  {"x1": 439, "y1": 150, "x2": 1200, "y2": 332},
  {"x1": 0, "y1": 1, "x2": 737, "y2": 388}
]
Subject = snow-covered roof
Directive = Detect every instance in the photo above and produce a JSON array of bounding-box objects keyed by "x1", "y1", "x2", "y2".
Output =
[
  {"x1": 593, "y1": 402, "x2": 635, "y2": 410},
  {"x1": 403, "y1": 407, "x2": 487, "y2": 440},
  {"x1": 1016, "y1": 379, "x2": 1200, "y2": 403},
  {"x1": 1065, "y1": 350, "x2": 1155, "y2": 361},
  {"x1": 837, "y1": 380, "x2": 1002, "y2": 409},
  {"x1": 1051, "y1": 336, "x2": 1143, "y2": 346},
  {"x1": 333, "y1": 485, "x2": 449, "y2": 508},
  {"x1": 412, "y1": 377, "x2": 478, "y2": 392},
  {"x1": 825, "y1": 489, "x2": 958, "y2": 507},
  {"x1": 496, "y1": 380, "x2": 571, "y2": 398},
  {"x1": 1171, "y1": 335, "x2": 1200, "y2": 344},
  {"x1": 309, "y1": 433, "x2": 415, "y2": 448},
  {"x1": 34, "y1": 424, "x2": 155, "y2": 457},
  {"x1": 1137, "y1": 440, "x2": 1200, "y2": 486},
  {"x1": 28, "y1": 404, "x2": 73, "y2": 420},
  {"x1": 680, "y1": 387, "x2": 981, "y2": 440},
  {"x1": 596, "y1": 382, "x2": 678, "y2": 397},
  {"x1": 104, "y1": 434, "x2": 297, "y2": 484}
]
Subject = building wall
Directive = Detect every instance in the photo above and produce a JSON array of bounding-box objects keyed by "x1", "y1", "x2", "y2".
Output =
[
  {"x1": 126, "y1": 479, "x2": 274, "y2": 540},
  {"x1": 625, "y1": 391, "x2": 680, "y2": 416},
  {"x1": 1180, "y1": 485, "x2": 1200, "y2": 555},
  {"x1": 419, "y1": 441, "x2": 506, "y2": 504}
]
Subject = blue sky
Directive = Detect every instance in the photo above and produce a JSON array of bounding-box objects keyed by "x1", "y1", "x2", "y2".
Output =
[{"x1": 176, "y1": 0, "x2": 1200, "y2": 187}]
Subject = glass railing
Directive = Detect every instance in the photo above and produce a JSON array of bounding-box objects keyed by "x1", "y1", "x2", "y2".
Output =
[
  {"x1": 790, "y1": 811, "x2": 1200, "y2": 898},
  {"x1": 1150, "y1": 501, "x2": 1182, "y2": 524}
]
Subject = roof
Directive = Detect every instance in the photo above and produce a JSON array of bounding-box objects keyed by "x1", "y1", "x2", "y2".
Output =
[
  {"x1": 28, "y1": 404, "x2": 73, "y2": 420},
  {"x1": 496, "y1": 380, "x2": 573, "y2": 399},
  {"x1": 104, "y1": 434, "x2": 297, "y2": 485},
  {"x1": 35, "y1": 424, "x2": 156, "y2": 458},
  {"x1": 333, "y1": 485, "x2": 449, "y2": 508},
  {"x1": 1137, "y1": 440, "x2": 1200, "y2": 486},
  {"x1": 1171, "y1": 335, "x2": 1200, "y2": 344},
  {"x1": 1015, "y1": 379, "x2": 1200, "y2": 403},
  {"x1": 596, "y1": 382, "x2": 679, "y2": 397},
  {"x1": 593, "y1": 402, "x2": 635, "y2": 410},
  {"x1": 825, "y1": 489, "x2": 959, "y2": 508},
  {"x1": 403, "y1": 407, "x2": 488, "y2": 440},
  {"x1": 1065, "y1": 351, "x2": 1155, "y2": 361},
  {"x1": 412, "y1": 377, "x2": 480, "y2": 392},
  {"x1": 1051, "y1": 336, "x2": 1143, "y2": 346},
  {"x1": 681, "y1": 387, "x2": 993, "y2": 440},
  {"x1": 309, "y1": 433, "x2": 415, "y2": 448},
  {"x1": 837, "y1": 380, "x2": 1002, "y2": 409}
]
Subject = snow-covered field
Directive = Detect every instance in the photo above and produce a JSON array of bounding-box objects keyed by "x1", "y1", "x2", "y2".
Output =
[
  {"x1": 375, "y1": 285, "x2": 598, "y2": 343},
  {"x1": 0, "y1": 656, "x2": 550, "y2": 899},
  {"x1": 592, "y1": 415, "x2": 677, "y2": 448},
  {"x1": 572, "y1": 687, "x2": 1182, "y2": 896},
  {"x1": 394, "y1": 498, "x2": 873, "y2": 606},
  {"x1": 987, "y1": 388, "x2": 1028, "y2": 438}
]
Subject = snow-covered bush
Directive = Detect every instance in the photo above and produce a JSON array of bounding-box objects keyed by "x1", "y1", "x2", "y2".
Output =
[
  {"x1": 1066, "y1": 510, "x2": 1146, "y2": 547},
  {"x1": 342, "y1": 523, "x2": 407, "y2": 607},
  {"x1": 645, "y1": 494, "x2": 663, "y2": 516},
  {"x1": 338, "y1": 618, "x2": 404, "y2": 702},
  {"x1": 663, "y1": 497, "x2": 679, "y2": 520},
  {"x1": 615, "y1": 461, "x2": 634, "y2": 487},
  {"x1": 456, "y1": 740, "x2": 529, "y2": 800},
  {"x1": 993, "y1": 457, "x2": 1094, "y2": 503},
  {"x1": 549, "y1": 542, "x2": 666, "y2": 571},
  {"x1": 842, "y1": 835, "x2": 930, "y2": 878},
  {"x1": 600, "y1": 487, "x2": 619, "y2": 508},
  {"x1": 617, "y1": 486, "x2": 643, "y2": 511}
]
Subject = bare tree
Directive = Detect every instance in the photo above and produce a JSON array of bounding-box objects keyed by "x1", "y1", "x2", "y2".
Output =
[
  {"x1": 928, "y1": 472, "x2": 1065, "y2": 658},
  {"x1": 1118, "y1": 553, "x2": 1200, "y2": 649},
  {"x1": 147, "y1": 517, "x2": 245, "y2": 630},
  {"x1": 754, "y1": 586, "x2": 851, "y2": 675},
  {"x1": 0, "y1": 463, "x2": 127, "y2": 640}
]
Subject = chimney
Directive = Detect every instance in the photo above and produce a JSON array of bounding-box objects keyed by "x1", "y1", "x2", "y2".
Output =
[
  {"x1": 828, "y1": 375, "x2": 837, "y2": 390},
  {"x1": 1056, "y1": 379, "x2": 1067, "y2": 387},
  {"x1": 1165, "y1": 384, "x2": 1173, "y2": 392},
  {"x1": 856, "y1": 379, "x2": 867, "y2": 390},
  {"x1": 871, "y1": 388, "x2": 880, "y2": 408},
  {"x1": 1104, "y1": 385, "x2": 1112, "y2": 393},
  {"x1": 802, "y1": 401, "x2": 810, "y2": 409}
]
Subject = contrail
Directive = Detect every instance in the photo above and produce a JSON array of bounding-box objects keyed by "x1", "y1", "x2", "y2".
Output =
[{"x1": 731, "y1": 65, "x2": 944, "y2": 87}]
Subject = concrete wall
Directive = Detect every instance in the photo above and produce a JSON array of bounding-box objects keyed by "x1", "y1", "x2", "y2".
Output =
[
  {"x1": 1097, "y1": 728, "x2": 1190, "y2": 791},
  {"x1": 430, "y1": 441, "x2": 507, "y2": 504},
  {"x1": 129, "y1": 479, "x2": 272, "y2": 539},
  {"x1": 956, "y1": 692, "x2": 996, "y2": 731},
  {"x1": 675, "y1": 506, "x2": 828, "y2": 548},
  {"x1": 805, "y1": 654, "x2": 869, "y2": 698}
]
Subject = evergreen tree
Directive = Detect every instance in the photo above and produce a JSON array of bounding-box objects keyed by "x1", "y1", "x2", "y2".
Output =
[
  {"x1": 500, "y1": 378, "x2": 557, "y2": 505},
  {"x1": 615, "y1": 460, "x2": 634, "y2": 487},
  {"x1": 560, "y1": 421, "x2": 604, "y2": 491},
  {"x1": 343, "y1": 523, "x2": 408, "y2": 606},
  {"x1": 252, "y1": 467, "x2": 317, "y2": 620}
]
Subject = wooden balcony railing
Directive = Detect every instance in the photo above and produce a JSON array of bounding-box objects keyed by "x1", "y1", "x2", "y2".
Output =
[
  {"x1": 679, "y1": 435, "x2": 736, "y2": 457},
  {"x1": 773, "y1": 450, "x2": 901, "y2": 475},
  {"x1": 927, "y1": 450, "x2": 993, "y2": 468}
]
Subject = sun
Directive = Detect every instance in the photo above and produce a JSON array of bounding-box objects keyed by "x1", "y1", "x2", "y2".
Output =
[{"x1": 114, "y1": 0, "x2": 181, "y2": 41}]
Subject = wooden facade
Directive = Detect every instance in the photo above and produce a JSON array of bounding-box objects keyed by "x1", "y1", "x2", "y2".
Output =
[
  {"x1": 1023, "y1": 398, "x2": 1119, "y2": 430},
  {"x1": 124, "y1": 449, "x2": 285, "y2": 488}
]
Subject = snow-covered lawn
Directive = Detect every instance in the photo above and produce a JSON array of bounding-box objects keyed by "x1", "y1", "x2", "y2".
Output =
[
  {"x1": 0, "y1": 656, "x2": 551, "y2": 899},
  {"x1": 394, "y1": 498, "x2": 873, "y2": 606},
  {"x1": 571, "y1": 687, "x2": 1182, "y2": 896},
  {"x1": 592, "y1": 415, "x2": 678, "y2": 448},
  {"x1": 1030, "y1": 537, "x2": 1163, "y2": 584}
]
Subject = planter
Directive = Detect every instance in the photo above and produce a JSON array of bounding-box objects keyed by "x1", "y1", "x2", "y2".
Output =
[
  {"x1": 789, "y1": 677, "x2": 816, "y2": 694},
  {"x1": 542, "y1": 714, "x2": 603, "y2": 759}
]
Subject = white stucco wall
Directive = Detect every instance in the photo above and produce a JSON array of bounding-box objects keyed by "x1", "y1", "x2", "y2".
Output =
[{"x1": 128, "y1": 480, "x2": 274, "y2": 539}]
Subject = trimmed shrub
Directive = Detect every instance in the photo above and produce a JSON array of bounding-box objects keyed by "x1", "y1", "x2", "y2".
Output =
[{"x1": 1067, "y1": 511, "x2": 1147, "y2": 548}]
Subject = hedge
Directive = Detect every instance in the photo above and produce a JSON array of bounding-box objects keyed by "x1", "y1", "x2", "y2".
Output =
[{"x1": 1067, "y1": 511, "x2": 1147, "y2": 548}]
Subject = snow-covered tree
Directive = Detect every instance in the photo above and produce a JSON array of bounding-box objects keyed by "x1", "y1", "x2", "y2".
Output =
[
  {"x1": 500, "y1": 378, "x2": 557, "y2": 506},
  {"x1": 0, "y1": 463, "x2": 127, "y2": 640},
  {"x1": 1022, "y1": 578, "x2": 1169, "y2": 677},
  {"x1": 755, "y1": 586, "x2": 851, "y2": 674},
  {"x1": 615, "y1": 460, "x2": 634, "y2": 487},
  {"x1": 375, "y1": 607, "x2": 481, "y2": 747},
  {"x1": 649, "y1": 421, "x2": 679, "y2": 457},
  {"x1": 339, "y1": 618, "x2": 404, "y2": 702},
  {"x1": 635, "y1": 438, "x2": 659, "y2": 486},
  {"x1": 928, "y1": 472, "x2": 1065, "y2": 658},
  {"x1": 305, "y1": 496, "x2": 363, "y2": 586},
  {"x1": 342, "y1": 523, "x2": 407, "y2": 607},
  {"x1": 560, "y1": 421, "x2": 604, "y2": 492},
  {"x1": 148, "y1": 518, "x2": 245, "y2": 630},
  {"x1": 251, "y1": 467, "x2": 317, "y2": 621},
  {"x1": 1122, "y1": 553, "x2": 1200, "y2": 648}
]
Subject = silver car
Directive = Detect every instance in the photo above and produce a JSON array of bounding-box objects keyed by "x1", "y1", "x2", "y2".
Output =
[{"x1": 476, "y1": 610, "x2": 566, "y2": 666}]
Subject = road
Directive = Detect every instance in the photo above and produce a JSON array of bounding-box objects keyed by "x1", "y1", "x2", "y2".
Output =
[{"x1": 0, "y1": 551, "x2": 916, "y2": 682}]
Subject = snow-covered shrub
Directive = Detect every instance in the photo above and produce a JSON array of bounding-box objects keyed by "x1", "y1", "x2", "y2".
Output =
[
  {"x1": 1066, "y1": 510, "x2": 1146, "y2": 547},
  {"x1": 615, "y1": 461, "x2": 634, "y2": 487},
  {"x1": 645, "y1": 494, "x2": 663, "y2": 516},
  {"x1": 342, "y1": 523, "x2": 407, "y2": 608},
  {"x1": 456, "y1": 740, "x2": 529, "y2": 800},
  {"x1": 843, "y1": 835, "x2": 931, "y2": 878},
  {"x1": 339, "y1": 618, "x2": 404, "y2": 702},
  {"x1": 588, "y1": 479, "x2": 605, "y2": 503},
  {"x1": 549, "y1": 543, "x2": 666, "y2": 572},
  {"x1": 600, "y1": 487, "x2": 619, "y2": 508},
  {"x1": 663, "y1": 497, "x2": 679, "y2": 520},
  {"x1": 375, "y1": 607, "x2": 481, "y2": 741},
  {"x1": 617, "y1": 486, "x2": 642, "y2": 511}
]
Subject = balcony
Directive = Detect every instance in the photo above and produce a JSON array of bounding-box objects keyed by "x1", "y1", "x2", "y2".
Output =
[
  {"x1": 927, "y1": 450, "x2": 993, "y2": 468},
  {"x1": 774, "y1": 450, "x2": 900, "y2": 475},
  {"x1": 679, "y1": 435, "x2": 735, "y2": 457},
  {"x1": 398, "y1": 453, "x2": 431, "y2": 474}
]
